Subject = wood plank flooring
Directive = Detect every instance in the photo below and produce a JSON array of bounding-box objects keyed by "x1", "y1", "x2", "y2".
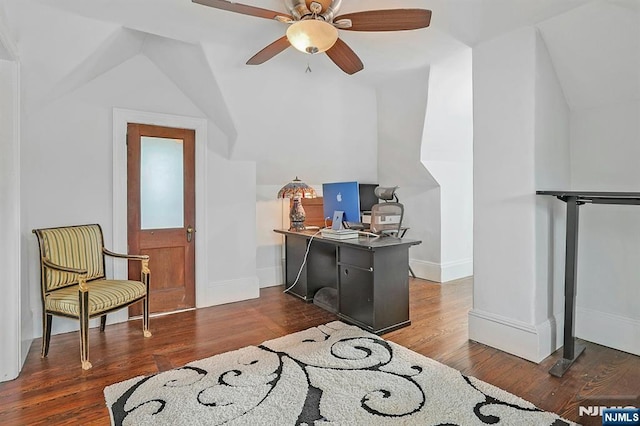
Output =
[{"x1": 0, "y1": 278, "x2": 638, "y2": 425}]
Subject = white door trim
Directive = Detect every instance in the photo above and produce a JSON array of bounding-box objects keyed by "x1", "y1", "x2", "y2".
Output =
[{"x1": 112, "y1": 108, "x2": 208, "y2": 309}]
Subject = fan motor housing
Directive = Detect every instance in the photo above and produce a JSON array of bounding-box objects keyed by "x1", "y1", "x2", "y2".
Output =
[{"x1": 285, "y1": 0, "x2": 341, "y2": 21}]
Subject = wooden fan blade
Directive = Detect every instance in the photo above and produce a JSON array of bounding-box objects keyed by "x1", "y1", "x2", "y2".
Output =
[
  {"x1": 246, "y1": 36, "x2": 291, "y2": 65},
  {"x1": 192, "y1": 0, "x2": 292, "y2": 20},
  {"x1": 335, "y1": 9, "x2": 432, "y2": 32},
  {"x1": 325, "y1": 38, "x2": 364, "y2": 75}
]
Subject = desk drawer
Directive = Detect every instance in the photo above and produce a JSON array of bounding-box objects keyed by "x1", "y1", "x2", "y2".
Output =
[{"x1": 339, "y1": 247, "x2": 372, "y2": 270}]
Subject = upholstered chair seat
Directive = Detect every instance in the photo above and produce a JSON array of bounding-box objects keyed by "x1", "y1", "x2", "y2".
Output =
[{"x1": 44, "y1": 280, "x2": 147, "y2": 317}]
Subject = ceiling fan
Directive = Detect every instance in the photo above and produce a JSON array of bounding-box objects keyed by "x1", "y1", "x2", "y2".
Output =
[{"x1": 192, "y1": 0, "x2": 432, "y2": 75}]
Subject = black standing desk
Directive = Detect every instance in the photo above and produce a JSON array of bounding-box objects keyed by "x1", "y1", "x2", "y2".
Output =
[
  {"x1": 275, "y1": 229, "x2": 421, "y2": 335},
  {"x1": 537, "y1": 191, "x2": 640, "y2": 377}
]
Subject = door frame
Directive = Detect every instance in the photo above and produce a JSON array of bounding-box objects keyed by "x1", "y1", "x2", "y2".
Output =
[{"x1": 113, "y1": 108, "x2": 207, "y2": 313}]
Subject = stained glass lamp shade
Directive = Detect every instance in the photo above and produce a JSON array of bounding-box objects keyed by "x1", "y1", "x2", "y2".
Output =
[{"x1": 277, "y1": 177, "x2": 317, "y2": 231}]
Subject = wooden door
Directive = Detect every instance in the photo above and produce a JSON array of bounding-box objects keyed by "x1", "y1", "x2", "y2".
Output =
[{"x1": 127, "y1": 123, "x2": 196, "y2": 315}]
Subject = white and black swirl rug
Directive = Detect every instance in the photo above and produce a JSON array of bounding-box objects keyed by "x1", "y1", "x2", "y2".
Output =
[{"x1": 104, "y1": 321, "x2": 574, "y2": 425}]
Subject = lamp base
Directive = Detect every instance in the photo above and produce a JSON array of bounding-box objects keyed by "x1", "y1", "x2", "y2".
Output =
[
  {"x1": 289, "y1": 198, "x2": 307, "y2": 232},
  {"x1": 290, "y1": 221, "x2": 306, "y2": 232}
]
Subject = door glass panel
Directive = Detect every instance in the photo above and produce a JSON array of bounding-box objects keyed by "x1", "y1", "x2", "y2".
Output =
[{"x1": 140, "y1": 136, "x2": 184, "y2": 230}]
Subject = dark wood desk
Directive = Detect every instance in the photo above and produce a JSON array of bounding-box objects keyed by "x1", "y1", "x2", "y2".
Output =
[
  {"x1": 537, "y1": 191, "x2": 640, "y2": 377},
  {"x1": 275, "y1": 229, "x2": 421, "y2": 334}
]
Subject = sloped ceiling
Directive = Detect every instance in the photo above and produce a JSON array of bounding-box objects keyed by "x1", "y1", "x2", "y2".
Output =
[
  {"x1": 18, "y1": 0, "x2": 640, "y2": 108},
  {"x1": 32, "y1": 26, "x2": 238, "y2": 155},
  {"x1": 538, "y1": 1, "x2": 640, "y2": 109},
  {"x1": 28, "y1": 0, "x2": 600, "y2": 71}
]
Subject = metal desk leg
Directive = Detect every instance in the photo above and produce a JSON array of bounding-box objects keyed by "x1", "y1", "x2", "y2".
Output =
[
  {"x1": 409, "y1": 265, "x2": 416, "y2": 278},
  {"x1": 400, "y1": 228, "x2": 416, "y2": 278},
  {"x1": 549, "y1": 195, "x2": 586, "y2": 377}
]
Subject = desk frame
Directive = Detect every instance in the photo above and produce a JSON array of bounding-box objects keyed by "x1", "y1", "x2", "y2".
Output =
[
  {"x1": 537, "y1": 191, "x2": 640, "y2": 377},
  {"x1": 275, "y1": 229, "x2": 421, "y2": 334}
]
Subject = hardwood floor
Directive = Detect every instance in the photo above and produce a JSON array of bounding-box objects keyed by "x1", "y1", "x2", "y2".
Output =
[{"x1": 0, "y1": 277, "x2": 638, "y2": 425}]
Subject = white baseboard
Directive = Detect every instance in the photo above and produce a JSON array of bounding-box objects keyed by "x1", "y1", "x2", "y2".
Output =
[
  {"x1": 257, "y1": 265, "x2": 284, "y2": 289},
  {"x1": 576, "y1": 307, "x2": 640, "y2": 356},
  {"x1": 410, "y1": 258, "x2": 473, "y2": 283},
  {"x1": 468, "y1": 309, "x2": 562, "y2": 363},
  {"x1": 410, "y1": 259, "x2": 441, "y2": 282},
  {"x1": 197, "y1": 276, "x2": 260, "y2": 308},
  {"x1": 441, "y1": 258, "x2": 473, "y2": 282}
]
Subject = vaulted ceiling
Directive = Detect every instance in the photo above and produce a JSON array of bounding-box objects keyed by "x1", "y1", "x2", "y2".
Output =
[{"x1": 3, "y1": 0, "x2": 639, "y2": 110}]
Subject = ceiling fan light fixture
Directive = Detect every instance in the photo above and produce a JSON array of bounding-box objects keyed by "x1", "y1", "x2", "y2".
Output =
[{"x1": 286, "y1": 20, "x2": 338, "y2": 54}]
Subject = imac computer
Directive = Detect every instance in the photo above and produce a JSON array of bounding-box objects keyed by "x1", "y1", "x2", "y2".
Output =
[{"x1": 322, "y1": 181, "x2": 361, "y2": 229}]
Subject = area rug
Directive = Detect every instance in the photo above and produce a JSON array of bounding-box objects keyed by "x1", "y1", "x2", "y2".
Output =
[{"x1": 104, "y1": 321, "x2": 574, "y2": 425}]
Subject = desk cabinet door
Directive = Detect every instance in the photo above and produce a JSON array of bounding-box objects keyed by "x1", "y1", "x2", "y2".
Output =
[
  {"x1": 285, "y1": 237, "x2": 309, "y2": 299},
  {"x1": 338, "y1": 265, "x2": 373, "y2": 327}
]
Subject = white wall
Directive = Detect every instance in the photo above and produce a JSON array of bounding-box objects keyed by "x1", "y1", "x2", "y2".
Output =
[
  {"x1": 533, "y1": 29, "x2": 571, "y2": 356},
  {"x1": 14, "y1": 5, "x2": 258, "y2": 345},
  {"x1": 203, "y1": 151, "x2": 258, "y2": 303},
  {"x1": 376, "y1": 68, "x2": 441, "y2": 280},
  {"x1": 20, "y1": 56, "x2": 250, "y2": 338},
  {"x1": 470, "y1": 22, "x2": 638, "y2": 362},
  {"x1": 471, "y1": 27, "x2": 549, "y2": 362},
  {"x1": 255, "y1": 185, "x2": 289, "y2": 288},
  {"x1": 422, "y1": 47, "x2": 474, "y2": 282},
  {"x1": 375, "y1": 49, "x2": 474, "y2": 284},
  {"x1": 0, "y1": 4, "x2": 23, "y2": 381},
  {"x1": 0, "y1": 59, "x2": 21, "y2": 381},
  {"x1": 570, "y1": 101, "x2": 640, "y2": 355},
  {"x1": 203, "y1": 45, "x2": 380, "y2": 288},
  {"x1": 534, "y1": 0, "x2": 640, "y2": 357}
]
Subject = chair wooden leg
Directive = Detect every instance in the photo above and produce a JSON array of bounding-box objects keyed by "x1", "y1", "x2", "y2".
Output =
[
  {"x1": 100, "y1": 315, "x2": 107, "y2": 332},
  {"x1": 79, "y1": 291, "x2": 92, "y2": 370},
  {"x1": 143, "y1": 296, "x2": 152, "y2": 338},
  {"x1": 41, "y1": 314, "x2": 52, "y2": 358},
  {"x1": 141, "y1": 264, "x2": 152, "y2": 338}
]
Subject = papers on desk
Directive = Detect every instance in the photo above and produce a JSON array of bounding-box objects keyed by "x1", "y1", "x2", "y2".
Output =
[{"x1": 320, "y1": 229, "x2": 360, "y2": 240}]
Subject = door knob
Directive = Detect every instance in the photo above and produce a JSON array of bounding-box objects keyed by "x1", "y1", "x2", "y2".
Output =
[{"x1": 186, "y1": 225, "x2": 194, "y2": 242}]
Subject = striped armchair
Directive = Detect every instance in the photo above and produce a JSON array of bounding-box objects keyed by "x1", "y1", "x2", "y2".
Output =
[{"x1": 33, "y1": 224, "x2": 151, "y2": 370}]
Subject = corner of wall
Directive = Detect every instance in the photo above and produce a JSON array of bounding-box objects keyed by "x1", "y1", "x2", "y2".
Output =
[
  {"x1": 409, "y1": 258, "x2": 473, "y2": 283},
  {"x1": 576, "y1": 307, "x2": 640, "y2": 356},
  {"x1": 469, "y1": 309, "x2": 562, "y2": 363},
  {"x1": 257, "y1": 263, "x2": 284, "y2": 289},
  {"x1": 197, "y1": 275, "x2": 260, "y2": 308}
]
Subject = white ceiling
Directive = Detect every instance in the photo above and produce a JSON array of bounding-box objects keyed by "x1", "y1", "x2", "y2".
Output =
[
  {"x1": 31, "y1": 0, "x2": 598, "y2": 47},
  {"x1": 11, "y1": 0, "x2": 640, "y2": 109}
]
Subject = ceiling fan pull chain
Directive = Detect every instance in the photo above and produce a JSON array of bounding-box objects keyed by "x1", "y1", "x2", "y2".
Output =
[{"x1": 306, "y1": 63, "x2": 312, "y2": 73}]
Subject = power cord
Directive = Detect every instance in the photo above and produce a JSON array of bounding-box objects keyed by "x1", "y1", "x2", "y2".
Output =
[
  {"x1": 283, "y1": 225, "x2": 383, "y2": 294},
  {"x1": 283, "y1": 229, "x2": 323, "y2": 293},
  {"x1": 358, "y1": 230, "x2": 380, "y2": 238}
]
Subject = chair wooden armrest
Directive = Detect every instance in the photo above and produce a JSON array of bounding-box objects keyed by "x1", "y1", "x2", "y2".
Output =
[
  {"x1": 102, "y1": 248, "x2": 149, "y2": 261},
  {"x1": 42, "y1": 258, "x2": 87, "y2": 275}
]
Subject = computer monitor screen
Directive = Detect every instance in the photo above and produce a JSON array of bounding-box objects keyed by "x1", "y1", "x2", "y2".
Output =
[
  {"x1": 358, "y1": 184, "x2": 379, "y2": 212},
  {"x1": 322, "y1": 181, "x2": 361, "y2": 226}
]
